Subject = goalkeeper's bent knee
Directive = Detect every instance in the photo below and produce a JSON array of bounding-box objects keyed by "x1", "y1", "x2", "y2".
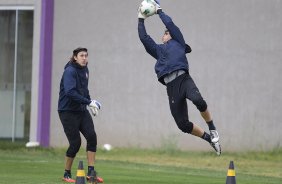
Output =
[
  {"x1": 193, "y1": 99, "x2": 207, "y2": 112},
  {"x1": 176, "y1": 121, "x2": 194, "y2": 134}
]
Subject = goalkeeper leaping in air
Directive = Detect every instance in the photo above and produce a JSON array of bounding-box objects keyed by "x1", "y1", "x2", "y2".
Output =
[{"x1": 137, "y1": 0, "x2": 221, "y2": 155}]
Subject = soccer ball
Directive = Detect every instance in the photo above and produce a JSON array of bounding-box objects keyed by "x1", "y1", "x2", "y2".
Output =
[
  {"x1": 103, "y1": 144, "x2": 112, "y2": 151},
  {"x1": 140, "y1": 0, "x2": 156, "y2": 17}
]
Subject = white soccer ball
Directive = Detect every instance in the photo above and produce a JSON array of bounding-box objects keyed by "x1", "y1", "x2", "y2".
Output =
[
  {"x1": 103, "y1": 144, "x2": 112, "y2": 151},
  {"x1": 25, "y1": 141, "x2": 40, "y2": 148},
  {"x1": 140, "y1": 0, "x2": 156, "y2": 17}
]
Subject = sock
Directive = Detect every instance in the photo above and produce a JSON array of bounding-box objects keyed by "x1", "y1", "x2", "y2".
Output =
[
  {"x1": 201, "y1": 132, "x2": 211, "y2": 143},
  {"x1": 64, "y1": 170, "x2": 71, "y2": 177},
  {"x1": 88, "y1": 166, "x2": 94, "y2": 175},
  {"x1": 207, "y1": 120, "x2": 216, "y2": 130}
]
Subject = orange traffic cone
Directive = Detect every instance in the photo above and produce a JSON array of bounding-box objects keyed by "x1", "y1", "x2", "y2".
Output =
[
  {"x1": 226, "y1": 161, "x2": 236, "y2": 184},
  {"x1": 75, "y1": 161, "x2": 86, "y2": 184}
]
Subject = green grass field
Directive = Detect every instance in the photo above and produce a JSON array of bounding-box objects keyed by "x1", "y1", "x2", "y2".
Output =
[{"x1": 0, "y1": 141, "x2": 281, "y2": 184}]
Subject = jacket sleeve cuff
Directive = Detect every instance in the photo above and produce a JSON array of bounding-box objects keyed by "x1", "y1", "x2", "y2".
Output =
[
  {"x1": 157, "y1": 9, "x2": 163, "y2": 14},
  {"x1": 88, "y1": 100, "x2": 92, "y2": 105},
  {"x1": 138, "y1": 18, "x2": 145, "y2": 23}
]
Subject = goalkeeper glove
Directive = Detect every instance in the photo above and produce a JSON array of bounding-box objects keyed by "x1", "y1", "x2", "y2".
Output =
[
  {"x1": 151, "y1": 0, "x2": 162, "y2": 14},
  {"x1": 89, "y1": 100, "x2": 101, "y2": 116},
  {"x1": 138, "y1": 6, "x2": 147, "y2": 19}
]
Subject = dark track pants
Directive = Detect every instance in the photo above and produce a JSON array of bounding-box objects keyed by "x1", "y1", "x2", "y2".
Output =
[
  {"x1": 59, "y1": 110, "x2": 97, "y2": 158},
  {"x1": 166, "y1": 73, "x2": 207, "y2": 133}
]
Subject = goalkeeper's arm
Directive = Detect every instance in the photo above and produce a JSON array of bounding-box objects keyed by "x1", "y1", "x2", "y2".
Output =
[{"x1": 158, "y1": 11, "x2": 186, "y2": 47}]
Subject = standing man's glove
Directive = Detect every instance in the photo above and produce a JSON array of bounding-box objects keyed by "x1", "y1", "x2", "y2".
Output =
[
  {"x1": 89, "y1": 100, "x2": 101, "y2": 116},
  {"x1": 151, "y1": 0, "x2": 162, "y2": 14}
]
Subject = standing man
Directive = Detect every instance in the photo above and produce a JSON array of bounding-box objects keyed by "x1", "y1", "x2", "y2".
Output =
[
  {"x1": 58, "y1": 47, "x2": 103, "y2": 183},
  {"x1": 138, "y1": 1, "x2": 221, "y2": 155}
]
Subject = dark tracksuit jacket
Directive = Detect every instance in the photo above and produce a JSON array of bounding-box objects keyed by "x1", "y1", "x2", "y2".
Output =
[
  {"x1": 58, "y1": 61, "x2": 92, "y2": 112},
  {"x1": 138, "y1": 11, "x2": 191, "y2": 85}
]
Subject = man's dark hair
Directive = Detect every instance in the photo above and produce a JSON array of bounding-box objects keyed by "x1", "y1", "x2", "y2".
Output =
[
  {"x1": 70, "y1": 47, "x2": 88, "y2": 62},
  {"x1": 185, "y1": 44, "x2": 192, "y2": 53},
  {"x1": 164, "y1": 30, "x2": 191, "y2": 53},
  {"x1": 73, "y1": 47, "x2": 87, "y2": 55}
]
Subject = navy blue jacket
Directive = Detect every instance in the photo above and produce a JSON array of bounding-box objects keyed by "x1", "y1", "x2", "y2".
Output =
[
  {"x1": 138, "y1": 12, "x2": 191, "y2": 85},
  {"x1": 58, "y1": 61, "x2": 92, "y2": 112}
]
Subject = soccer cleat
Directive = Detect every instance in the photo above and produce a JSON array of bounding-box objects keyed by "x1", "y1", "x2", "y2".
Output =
[
  {"x1": 62, "y1": 174, "x2": 75, "y2": 183},
  {"x1": 62, "y1": 176, "x2": 75, "y2": 183},
  {"x1": 210, "y1": 141, "x2": 221, "y2": 156},
  {"x1": 86, "y1": 170, "x2": 104, "y2": 183},
  {"x1": 86, "y1": 176, "x2": 104, "y2": 183},
  {"x1": 210, "y1": 130, "x2": 220, "y2": 143}
]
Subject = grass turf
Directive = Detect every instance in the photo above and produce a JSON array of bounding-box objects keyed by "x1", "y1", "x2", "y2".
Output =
[{"x1": 0, "y1": 141, "x2": 281, "y2": 184}]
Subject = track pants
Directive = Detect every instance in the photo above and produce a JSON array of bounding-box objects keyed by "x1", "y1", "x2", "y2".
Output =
[
  {"x1": 166, "y1": 73, "x2": 207, "y2": 133},
  {"x1": 59, "y1": 110, "x2": 97, "y2": 158}
]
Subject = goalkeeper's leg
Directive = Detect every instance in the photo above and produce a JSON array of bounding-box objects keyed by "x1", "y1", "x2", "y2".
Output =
[{"x1": 80, "y1": 111, "x2": 104, "y2": 183}]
